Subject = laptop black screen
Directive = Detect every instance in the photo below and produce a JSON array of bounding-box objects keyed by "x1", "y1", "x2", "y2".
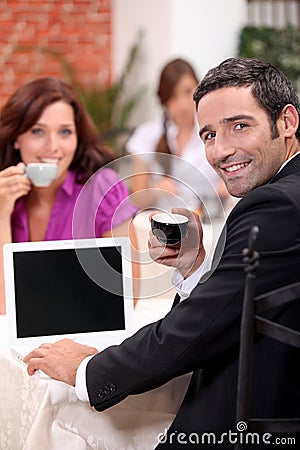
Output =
[{"x1": 13, "y1": 246, "x2": 125, "y2": 338}]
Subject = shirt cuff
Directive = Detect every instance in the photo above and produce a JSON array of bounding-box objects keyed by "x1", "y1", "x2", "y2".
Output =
[
  {"x1": 171, "y1": 258, "x2": 208, "y2": 301},
  {"x1": 75, "y1": 355, "x2": 95, "y2": 402}
]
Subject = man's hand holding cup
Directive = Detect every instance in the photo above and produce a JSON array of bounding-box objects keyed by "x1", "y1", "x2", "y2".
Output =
[{"x1": 149, "y1": 208, "x2": 205, "y2": 279}]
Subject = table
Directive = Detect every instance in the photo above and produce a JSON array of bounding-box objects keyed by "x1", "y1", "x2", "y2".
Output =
[
  {"x1": 0, "y1": 216, "x2": 225, "y2": 449},
  {"x1": 0, "y1": 299, "x2": 191, "y2": 450}
]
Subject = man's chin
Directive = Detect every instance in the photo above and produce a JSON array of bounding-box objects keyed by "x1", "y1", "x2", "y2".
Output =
[{"x1": 225, "y1": 182, "x2": 249, "y2": 198}]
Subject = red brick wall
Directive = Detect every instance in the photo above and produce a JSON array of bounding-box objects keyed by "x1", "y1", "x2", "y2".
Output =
[{"x1": 0, "y1": 0, "x2": 112, "y2": 106}]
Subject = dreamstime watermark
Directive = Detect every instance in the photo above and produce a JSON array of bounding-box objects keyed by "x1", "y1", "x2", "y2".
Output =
[{"x1": 157, "y1": 421, "x2": 296, "y2": 446}]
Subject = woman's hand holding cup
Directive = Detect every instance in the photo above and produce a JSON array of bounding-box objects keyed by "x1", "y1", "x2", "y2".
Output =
[{"x1": 0, "y1": 164, "x2": 31, "y2": 219}]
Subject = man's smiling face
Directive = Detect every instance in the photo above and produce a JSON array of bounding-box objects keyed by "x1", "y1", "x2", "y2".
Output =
[{"x1": 197, "y1": 86, "x2": 286, "y2": 197}]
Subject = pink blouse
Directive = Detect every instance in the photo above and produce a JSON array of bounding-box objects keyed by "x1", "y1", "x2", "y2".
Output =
[{"x1": 11, "y1": 168, "x2": 138, "y2": 242}]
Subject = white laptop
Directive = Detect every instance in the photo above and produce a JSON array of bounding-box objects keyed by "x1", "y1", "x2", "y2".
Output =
[{"x1": 3, "y1": 237, "x2": 134, "y2": 363}]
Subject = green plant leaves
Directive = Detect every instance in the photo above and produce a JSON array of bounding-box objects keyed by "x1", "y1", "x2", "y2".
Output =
[{"x1": 238, "y1": 25, "x2": 300, "y2": 85}]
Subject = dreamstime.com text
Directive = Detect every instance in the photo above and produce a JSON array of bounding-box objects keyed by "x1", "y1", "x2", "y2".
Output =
[{"x1": 157, "y1": 422, "x2": 296, "y2": 446}]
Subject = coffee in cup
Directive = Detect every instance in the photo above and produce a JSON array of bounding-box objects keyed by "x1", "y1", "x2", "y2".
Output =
[
  {"x1": 151, "y1": 213, "x2": 189, "y2": 245},
  {"x1": 24, "y1": 163, "x2": 58, "y2": 187}
]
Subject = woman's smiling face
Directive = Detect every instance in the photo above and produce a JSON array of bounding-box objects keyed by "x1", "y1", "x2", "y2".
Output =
[
  {"x1": 14, "y1": 101, "x2": 78, "y2": 182},
  {"x1": 197, "y1": 86, "x2": 287, "y2": 197}
]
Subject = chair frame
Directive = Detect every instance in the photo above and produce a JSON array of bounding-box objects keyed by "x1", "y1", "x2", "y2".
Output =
[{"x1": 235, "y1": 226, "x2": 300, "y2": 449}]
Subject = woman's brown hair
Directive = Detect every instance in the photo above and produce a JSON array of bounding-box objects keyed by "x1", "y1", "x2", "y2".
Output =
[
  {"x1": 0, "y1": 77, "x2": 114, "y2": 183},
  {"x1": 155, "y1": 58, "x2": 198, "y2": 173}
]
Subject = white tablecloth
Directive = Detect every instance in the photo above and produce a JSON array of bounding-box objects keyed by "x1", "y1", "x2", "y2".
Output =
[{"x1": 0, "y1": 299, "x2": 191, "y2": 450}]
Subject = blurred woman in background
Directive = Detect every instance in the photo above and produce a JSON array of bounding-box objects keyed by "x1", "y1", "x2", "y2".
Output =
[{"x1": 126, "y1": 58, "x2": 228, "y2": 213}]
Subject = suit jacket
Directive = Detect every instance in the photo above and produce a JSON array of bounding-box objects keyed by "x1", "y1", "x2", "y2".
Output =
[{"x1": 86, "y1": 155, "x2": 300, "y2": 449}]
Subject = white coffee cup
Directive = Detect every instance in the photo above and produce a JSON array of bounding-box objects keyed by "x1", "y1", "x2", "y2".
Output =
[{"x1": 24, "y1": 163, "x2": 58, "y2": 187}]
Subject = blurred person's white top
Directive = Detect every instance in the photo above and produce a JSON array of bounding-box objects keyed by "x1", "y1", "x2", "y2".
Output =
[{"x1": 126, "y1": 118, "x2": 220, "y2": 211}]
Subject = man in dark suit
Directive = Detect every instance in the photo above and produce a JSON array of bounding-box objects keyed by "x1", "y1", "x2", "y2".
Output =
[{"x1": 25, "y1": 58, "x2": 300, "y2": 448}]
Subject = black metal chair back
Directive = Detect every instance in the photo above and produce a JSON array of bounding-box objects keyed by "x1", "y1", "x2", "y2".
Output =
[{"x1": 235, "y1": 226, "x2": 300, "y2": 449}]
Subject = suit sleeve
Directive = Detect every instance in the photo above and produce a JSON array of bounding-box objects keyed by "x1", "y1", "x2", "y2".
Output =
[{"x1": 86, "y1": 182, "x2": 300, "y2": 411}]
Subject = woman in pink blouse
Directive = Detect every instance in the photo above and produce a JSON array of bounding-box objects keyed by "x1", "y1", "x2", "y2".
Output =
[{"x1": 0, "y1": 77, "x2": 139, "y2": 314}]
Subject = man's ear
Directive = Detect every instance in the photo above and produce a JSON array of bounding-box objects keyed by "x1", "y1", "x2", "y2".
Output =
[{"x1": 281, "y1": 104, "x2": 299, "y2": 137}]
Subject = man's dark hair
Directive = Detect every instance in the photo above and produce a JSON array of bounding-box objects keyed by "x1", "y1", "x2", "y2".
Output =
[{"x1": 193, "y1": 57, "x2": 300, "y2": 142}]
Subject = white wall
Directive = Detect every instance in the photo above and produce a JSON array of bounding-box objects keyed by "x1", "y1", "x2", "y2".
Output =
[
  {"x1": 169, "y1": 0, "x2": 248, "y2": 77},
  {"x1": 112, "y1": 0, "x2": 173, "y2": 125},
  {"x1": 112, "y1": 0, "x2": 248, "y2": 126}
]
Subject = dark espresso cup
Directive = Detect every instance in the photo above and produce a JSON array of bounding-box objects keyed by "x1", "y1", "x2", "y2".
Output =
[{"x1": 151, "y1": 213, "x2": 189, "y2": 245}]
